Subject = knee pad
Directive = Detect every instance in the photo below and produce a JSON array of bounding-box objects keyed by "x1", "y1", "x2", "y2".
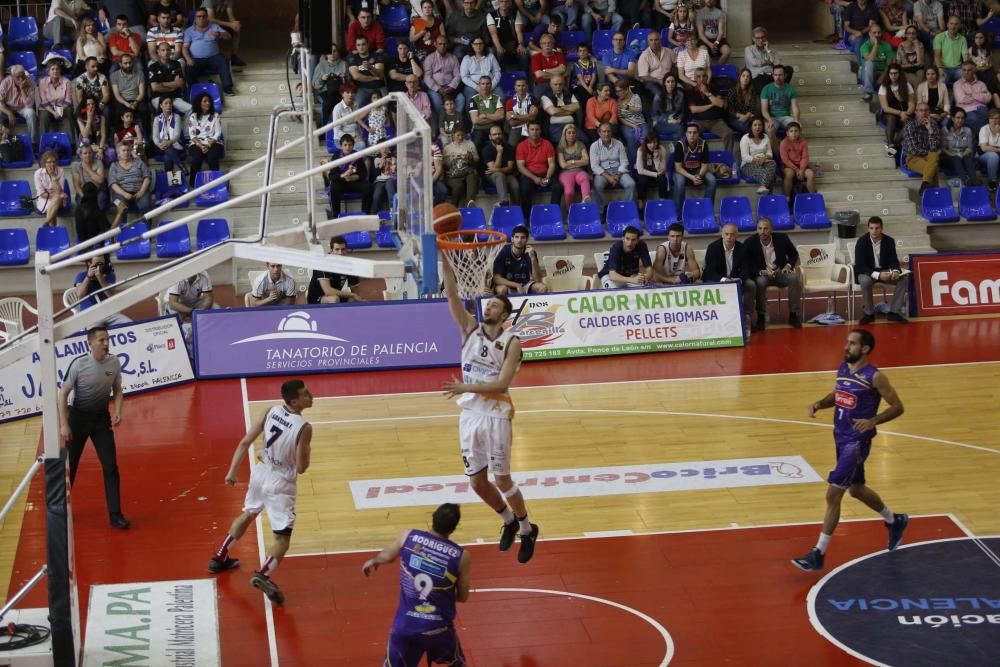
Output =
[{"x1": 501, "y1": 482, "x2": 520, "y2": 499}]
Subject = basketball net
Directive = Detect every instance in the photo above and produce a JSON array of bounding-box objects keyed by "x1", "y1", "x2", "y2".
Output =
[{"x1": 437, "y1": 230, "x2": 507, "y2": 301}]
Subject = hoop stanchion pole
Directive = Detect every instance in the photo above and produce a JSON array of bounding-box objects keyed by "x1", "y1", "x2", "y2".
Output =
[{"x1": 420, "y1": 232, "x2": 438, "y2": 297}]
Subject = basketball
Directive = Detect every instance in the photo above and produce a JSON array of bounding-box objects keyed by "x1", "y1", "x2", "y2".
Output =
[{"x1": 432, "y1": 203, "x2": 462, "y2": 235}]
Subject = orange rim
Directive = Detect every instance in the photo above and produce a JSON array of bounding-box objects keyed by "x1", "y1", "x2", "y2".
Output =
[{"x1": 436, "y1": 229, "x2": 507, "y2": 250}]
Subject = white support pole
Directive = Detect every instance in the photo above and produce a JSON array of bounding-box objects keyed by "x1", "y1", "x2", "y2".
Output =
[
  {"x1": 34, "y1": 252, "x2": 59, "y2": 462},
  {"x1": 299, "y1": 45, "x2": 318, "y2": 244}
]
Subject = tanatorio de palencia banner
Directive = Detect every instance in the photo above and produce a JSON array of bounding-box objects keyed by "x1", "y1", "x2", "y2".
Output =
[{"x1": 481, "y1": 282, "x2": 746, "y2": 360}]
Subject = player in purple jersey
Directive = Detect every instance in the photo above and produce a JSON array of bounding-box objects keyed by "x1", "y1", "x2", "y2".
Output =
[
  {"x1": 363, "y1": 503, "x2": 471, "y2": 667},
  {"x1": 792, "y1": 329, "x2": 909, "y2": 572}
]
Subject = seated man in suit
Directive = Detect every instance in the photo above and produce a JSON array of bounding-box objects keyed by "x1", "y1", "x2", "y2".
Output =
[
  {"x1": 854, "y1": 216, "x2": 908, "y2": 324},
  {"x1": 702, "y1": 223, "x2": 755, "y2": 327},
  {"x1": 746, "y1": 217, "x2": 802, "y2": 330}
]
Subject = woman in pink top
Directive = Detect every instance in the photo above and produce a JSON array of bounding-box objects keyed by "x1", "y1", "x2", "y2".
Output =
[
  {"x1": 34, "y1": 150, "x2": 67, "y2": 227},
  {"x1": 779, "y1": 121, "x2": 816, "y2": 198}
]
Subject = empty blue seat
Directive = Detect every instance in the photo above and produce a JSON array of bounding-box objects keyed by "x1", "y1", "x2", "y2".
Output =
[
  {"x1": 529, "y1": 204, "x2": 566, "y2": 240},
  {"x1": 490, "y1": 205, "x2": 525, "y2": 238},
  {"x1": 379, "y1": 3, "x2": 411, "y2": 34},
  {"x1": 720, "y1": 196, "x2": 755, "y2": 232},
  {"x1": 709, "y1": 150, "x2": 740, "y2": 185},
  {"x1": 1, "y1": 134, "x2": 35, "y2": 168},
  {"x1": 567, "y1": 202, "x2": 604, "y2": 239},
  {"x1": 0, "y1": 180, "x2": 32, "y2": 216},
  {"x1": 0, "y1": 227, "x2": 30, "y2": 265},
  {"x1": 920, "y1": 187, "x2": 959, "y2": 223},
  {"x1": 681, "y1": 198, "x2": 718, "y2": 234},
  {"x1": 155, "y1": 224, "x2": 192, "y2": 257},
  {"x1": 190, "y1": 82, "x2": 222, "y2": 113},
  {"x1": 606, "y1": 200, "x2": 640, "y2": 238},
  {"x1": 558, "y1": 30, "x2": 587, "y2": 61},
  {"x1": 459, "y1": 207, "x2": 487, "y2": 231},
  {"x1": 155, "y1": 171, "x2": 190, "y2": 208},
  {"x1": 793, "y1": 193, "x2": 832, "y2": 229},
  {"x1": 626, "y1": 27, "x2": 651, "y2": 56},
  {"x1": 7, "y1": 17, "x2": 39, "y2": 50},
  {"x1": 499, "y1": 71, "x2": 526, "y2": 99},
  {"x1": 35, "y1": 225, "x2": 70, "y2": 254},
  {"x1": 38, "y1": 131, "x2": 72, "y2": 165},
  {"x1": 8, "y1": 50, "x2": 37, "y2": 78},
  {"x1": 592, "y1": 29, "x2": 614, "y2": 58},
  {"x1": 376, "y1": 225, "x2": 396, "y2": 248},
  {"x1": 343, "y1": 230, "x2": 373, "y2": 249},
  {"x1": 116, "y1": 222, "x2": 151, "y2": 260},
  {"x1": 193, "y1": 170, "x2": 228, "y2": 207},
  {"x1": 960, "y1": 186, "x2": 997, "y2": 221},
  {"x1": 643, "y1": 200, "x2": 677, "y2": 236},
  {"x1": 325, "y1": 128, "x2": 340, "y2": 154},
  {"x1": 196, "y1": 218, "x2": 230, "y2": 249},
  {"x1": 756, "y1": 194, "x2": 794, "y2": 230}
]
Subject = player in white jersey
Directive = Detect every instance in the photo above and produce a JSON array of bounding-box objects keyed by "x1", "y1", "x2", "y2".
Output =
[
  {"x1": 441, "y1": 258, "x2": 539, "y2": 564},
  {"x1": 207, "y1": 379, "x2": 314, "y2": 605},
  {"x1": 652, "y1": 222, "x2": 701, "y2": 284}
]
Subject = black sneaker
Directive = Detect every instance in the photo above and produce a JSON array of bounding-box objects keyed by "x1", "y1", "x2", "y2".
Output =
[
  {"x1": 789, "y1": 313, "x2": 802, "y2": 329},
  {"x1": 499, "y1": 520, "x2": 518, "y2": 552},
  {"x1": 859, "y1": 312, "x2": 875, "y2": 325},
  {"x1": 208, "y1": 556, "x2": 240, "y2": 573},
  {"x1": 887, "y1": 513, "x2": 909, "y2": 551},
  {"x1": 752, "y1": 318, "x2": 766, "y2": 332},
  {"x1": 251, "y1": 571, "x2": 285, "y2": 605},
  {"x1": 230, "y1": 54, "x2": 247, "y2": 67},
  {"x1": 109, "y1": 513, "x2": 130, "y2": 530},
  {"x1": 791, "y1": 548, "x2": 824, "y2": 571},
  {"x1": 517, "y1": 523, "x2": 539, "y2": 564},
  {"x1": 887, "y1": 312, "x2": 909, "y2": 324}
]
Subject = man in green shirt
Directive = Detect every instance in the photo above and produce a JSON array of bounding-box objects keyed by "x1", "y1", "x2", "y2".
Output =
[
  {"x1": 467, "y1": 75, "x2": 505, "y2": 152},
  {"x1": 860, "y1": 24, "x2": 894, "y2": 102},
  {"x1": 933, "y1": 15, "x2": 967, "y2": 85}
]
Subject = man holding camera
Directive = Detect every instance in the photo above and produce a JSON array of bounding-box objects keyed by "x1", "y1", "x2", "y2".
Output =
[{"x1": 73, "y1": 255, "x2": 133, "y2": 327}]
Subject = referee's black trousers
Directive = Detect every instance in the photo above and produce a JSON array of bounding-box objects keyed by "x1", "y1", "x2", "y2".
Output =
[{"x1": 66, "y1": 408, "x2": 122, "y2": 516}]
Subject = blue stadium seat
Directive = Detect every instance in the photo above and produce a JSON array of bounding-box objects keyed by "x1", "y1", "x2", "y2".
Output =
[
  {"x1": 155, "y1": 171, "x2": 190, "y2": 208},
  {"x1": 558, "y1": 30, "x2": 587, "y2": 61},
  {"x1": 529, "y1": 204, "x2": 566, "y2": 240},
  {"x1": 606, "y1": 200, "x2": 640, "y2": 238},
  {"x1": 155, "y1": 224, "x2": 192, "y2": 257},
  {"x1": 720, "y1": 196, "x2": 755, "y2": 232},
  {"x1": 708, "y1": 150, "x2": 739, "y2": 185},
  {"x1": 325, "y1": 128, "x2": 340, "y2": 154},
  {"x1": 8, "y1": 50, "x2": 37, "y2": 78},
  {"x1": 193, "y1": 170, "x2": 228, "y2": 207},
  {"x1": 343, "y1": 230, "x2": 373, "y2": 249},
  {"x1": 379, "y1": 3, "x2": 411, "y2": 35},
  {"x1": 459, "y1": 207, "x2": 487, "y2": 231},
  {"x1": 920, "y1": 187, "x2": 959, "y2": 223},
  {"x1": 190, "y1": 82, "x2": 223, "y2": 113},
  {"x1": 1, "y1": 134, "x2": 35, "y2": 168},
  {"x1": 0, "y1": 228, "x2": 30, "y2": 265},
  {"x1": 35, "y1": 225, "x2": 70, "y2": 254},
  {"x1": 756, "y1": 194, "x2": 794, "y2": 230},
  {"x1": 499, "y1": 71, "x2": 525, "y2": 99},
  {"x1": 196, "y1": 218, "x2": 230, "y2": 249},
  {"x1": 38, "y1": 131, "x2": 72, "y2": 165},
  {"x1": 626, "y1": 27, "x2": 651, "y2": 56},
  {"x1": 490, "y1": 205, "x2": 524, "y2": 238},
  {"x1": 567, "y1": 202, "x2": 604, "y2": 239},
  {"x1": 643, "y1": 200, "x2": 676, "y2": 236},
  {"x1": 681, "y1": 198, "x2": 718, "y2": 234},
  {"x1": 43, "y1": 48, "x2": 73, "y2": 66},
  {"x1": 7, "y1": 17, "x2": 39, "y2": 50},
  {"x1": 116, "y1": 222, "x2": 151, "y2": 260},
  {"x1": 959, "y1": 186, "x2": 997, "y2": 221},
  {"x1": 711, "y1": 63, "x2": 739, "y2": 94},
  {"x1": 592, "y1": 29, "x2": 614, "y2": 58},
  {"x1": 0, "y1": 180, "x2": 32, "y2": 216},
  {"x1": 983, "y1": 16, "x2": 1000, "y2": 45},
  {"x1": 376, "y1": 225, "x2": 396, "y2": 248},
  {"x1": 793, "y1": 193, "x2": 832, "y2": 229}
]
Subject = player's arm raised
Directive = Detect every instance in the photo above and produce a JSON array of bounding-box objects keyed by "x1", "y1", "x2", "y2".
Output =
[
  {"x1": 362, "y1": 529, "x2": 408, "y2": 576},
  {"x1": 295, "y1": 423, "x2": 313, "y2": 475},
  {"x1": 224, "y1": 408, "x2": 268, "y2": 485},
  {"x1": 441, "y1": 257, "x2": 478, "y2": 336},
  {"x1": 854, "y1": 372, "x2": 904, "y2": 433},
  {"x1": 455, "y1": 551, "x2": 471, "y2": 603},
  {"x1": 808, "y1": 391, "x2": 837, "y2": 418},
  {"x1": 445, "y1": 336, "x2": 523, "y2": 398}
]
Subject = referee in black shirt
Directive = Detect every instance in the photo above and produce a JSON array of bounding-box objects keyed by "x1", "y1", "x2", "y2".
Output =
[{"x1": 58, "y1": 326, "x2": 130, "y2": 529}]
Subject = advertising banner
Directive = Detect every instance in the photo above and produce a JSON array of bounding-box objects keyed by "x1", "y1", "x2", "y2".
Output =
[
  {"x1": 0, "y1": 316, "x2": 193, "y2": 423},
  {"x1": 911, "y1": 252, "x2": 1000, "y2": 316},
  {"x1": 192, "y1": 300, "x2": 462, "y2": 378},
  {"x1": 480, "y1": 283, "x2": 746, "y2": 360}
]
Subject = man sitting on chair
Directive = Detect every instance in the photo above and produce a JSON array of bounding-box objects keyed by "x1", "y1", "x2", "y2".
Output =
[
  {"x1": 248, "y1": 262, "x2": 297, "y2": 307},
  {"x1": 652, "y1": 223, "x2": 702, "y2": 284},
  {"x1": 167, "y1": 271, "x2": 220, "y2": 346},
  {"x1": 73, "y1": 255, "x2": 132, "y2": 327},
  {"x1": 306, "y1": 236, "x2": 363, "y2": 304},
  {"x1": 702, "y1": 223, "x2": 756, "y2": 328},
  {"x1": 745, "y1": 217, "x2": 802, "y2": 330},
  {"x1": 597, "y1": 225, "x2": 652, "y2": 289},
  {"x1": 491, "y1": 225, "x2": 546, "y2": 296},
  {"x1": 854, "y1": 216, "x2": 909, "y2": 324}
]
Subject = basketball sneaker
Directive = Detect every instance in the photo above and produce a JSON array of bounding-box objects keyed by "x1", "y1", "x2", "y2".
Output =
[
  {"x1": 499, "y1": 520, "x2": 518, "y2": 552},
  {"x1": 791, "y1": 548, "x2": 825, "y2": 571},
  {"x1": 887, "y1": 513, "x2": 909, "y2": 551},
  {"x1": 251, "y1": 572, "x2": 285, "y2": 605},
  {"x1": 208, "y1": 556, "x2": 239, "y2": 574},
  {"x1": 517, "y1": 524, "x2": 539, "y2": 564}
]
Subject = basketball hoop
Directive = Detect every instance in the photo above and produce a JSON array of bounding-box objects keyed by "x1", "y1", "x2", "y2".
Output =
[{"x1": 437, "y1": 229, "x2": 507, "y2": 300}]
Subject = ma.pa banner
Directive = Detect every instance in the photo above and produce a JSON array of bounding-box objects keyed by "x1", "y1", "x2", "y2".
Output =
[
  {"x1": 480, "y1": 283, "x2": 746, "y2": 360},
  {"x1": 0, "y1": 316, "x2": 193, "y2": 423},
  {"x1": 911, "y1": 252, "x2": 1000, "y2": 316},
  {"x1": 192, "y1": 300, "x2": 462, "y2": 378}
]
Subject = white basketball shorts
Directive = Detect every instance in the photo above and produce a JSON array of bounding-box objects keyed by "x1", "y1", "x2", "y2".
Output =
[
  {"x1": 459, "y1": 410, "x2": 513, "y2": 476},
  {"x1": 242, "y1": 464, "x2": 297, "y2": 534}
]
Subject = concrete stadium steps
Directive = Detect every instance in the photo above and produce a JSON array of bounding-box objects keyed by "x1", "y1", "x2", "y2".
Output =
[
  {"x1": 789, "y1": 70, "x2": 859, "y2": 87},
  {"x1": 799, "y1": 99, "x2": 873, "y2": 115},
  {"x1": 807, "y1": 140, "x2": 893, "y2": 158}
]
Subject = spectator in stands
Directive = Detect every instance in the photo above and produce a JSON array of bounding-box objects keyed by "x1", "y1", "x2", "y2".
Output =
[
  {"x1": 39, "y1": 62, "x2": 75, "y2": 141},
  {"x1": 372, "y1": 144, "x2": 397, "y2": 212},
  {"x1": 933, "y1": 16, "x2": 966, "y2": 85},
  {"x1": 530, "y1": 33, "x2": 567, "y2": 99},
  {"x1": 404, "y1": 74, "x2": 433, "y2": 125},
  {"x1": 45, "y1": 0, "x2": 81, "y2": 50},
  {"x1": 112, "y1": 109, "x2": 144, "y2": 161},
  {"x1": 202, "y1": 0, "x2": 244, "y2": 67},
  {"x1": 978, "y1": 108, "x2": 1000, "y2": 189},
  {"x1": 515, "y1": 0, "x2": 547, "y2": 29},
  {"x1": 651, "y1": 0, "x2": 679, "y2": 34},
  {"x1": 634, "y1": 131, "x2": 669, "y2": 213},
  {"x1": 854, "y1": 216, "x2": 908, "y2": 325},
  {"x1": 306, "y1": 237, "x2": 362, "y2": 304},
  {"x1": 688, "y1": 68, "x2": 735, "y2": 153},
  {"x1": 492, "y1": 225, "x2": 545, "y2": 295},
  {"x1": 147, "y1": 0, "x2": 184, "y2": 29},
  {"x1": 953, "y1": 62, "x2": 991, "y2": 138},
  {"x1": 505, "y1": 76, "x2": 537, "y2": 148},
  {"x1": 487, "y1": 0, "x2": 528, "y2": 70},
  {"x1": 552, "y1": 0, "x2": 584, "y2": 32},
  {"x1": 345, "y1": 0, "x2": 380, "y2": 25},
  {"x1": 916, "y1": 66, "x2": 950, "y2": 127},
  {"x1": 75, "y1": 17, "x2": 107, "y2": 77},
  {"x1": 103, "y1": 0, "x2": 149, "y2": 36},
  {"x1": 386, "y1": 42, "x2": 422, "y2": 96},
  {"x1": 314, "y1": 44, "x2": 347, "y2": 123},
  {"x1": 443, "y1": 125, "x2": 480, "y2": 206},
  {"x1": 879, "y1": 63, "x2": 915, "y2": 156},
  {"x1": 895, "y1": 26, "x2": 925, "y2": 89},
  {"x1": 667, "y1": 8, "x2": 695, "y2": 51},
  {"x1": 108, "y1": 139, "x2": 152, "y2": 212},
  {"x1": 0, "y1": 66, "x2": 37, "y2": 142},
  {"x1": 146, "y1": 9, "x2": 184, "y2": 61},
  {"x1": 328, "y1": 134, "x2": 374, "y2": 215},
  {"x1": 636, "y1": 31, "x2": 674, "y2": 118},
  {"x1": 859, "y1": 24, "x2": 894, "y2": 104},
  {"x1": 482, "y1": 123, "x2": 520, "y2": 206},
  {"x1": 412, "y1": 0, "x2": 447, "y2": 57},
  {"x1": 541, "y1": 75, "x2": 579, "y2": 145},
  {"x1": 348, "y1": 36, "x2": 386, "y2": 107},
  {"x1": 72, "y1": 142, "x2": 108, "y2": 208},
  {"x1": 438, "y1": 95, "x2": 462, "y2": 143},
  {"x1": 760, "y1": 64, "x2": 799, "y2": 152},
  {"x1": 527, "y1": 13, "x2": 562, "y2": 54},
  {"x1": 842, "y1": 0, "x2": 879, "y2": 64},
  {"x1": 183, "y1": 7, "x2": 235, "y2": 97},
  {"x1": 331, "y1": 83, "x2": 365, "y2": 148},
  {"x1": 186, "y1": 92, "x2": 224, "y2": 187},
  {"x1": 602, "y1": 32, "x2": 637, "y2": 87},
  {"x1": 983, "y1": 48, "x2": 1000, "y2": 104},
  {"x1": 148, "y1": 41, "x2": 189, "y2": 114},
  {"x1": 556, "y1": 124, "x2": 590, "y2": 213},
  {"x1": 515, "y1": 120, "x2": 560, "y2": 219},
  {"x1": 468, "y1": 75, "x2": 505, "y2": 152},
  {"x1": 941, "y1": 107, "x2": 977, "y2": 186},
  {"x1": 703, "y1": 223, "x2": 755, "y2": 327},
  {"x1": 248, "y1": 262, "x2": 297, "y2": 307},
  {"x1": 76, "y1": 96, "x2": 107, "y2": 155},
  {"x1": 597, "y1": 226, "x2": 652, "y2": 289},
  {"x1": 74, "y1": 255, "x2": 132, "y2": 325},
  {"x1": 913, "y1": 0, "x2": 945, "y2": 49},
  {"x1": 423, "y1": 36, "x2": 465, "y2": 124},
  {"x1": 460, "y1": 36, "x2": 501, "y2": 104},
  {"x1": 75, "y1": 182, "x2": 109, "y2": 242},
  {"x1": 824, "y1": 0, "x2": 851, "y2": 45},
  {"x1": 746, "y1": 217, "x2": 801, "y2": 330},
  {"x1": 590, "y1": 121, "x2": 635, "y2": 213},
  {"x1": 572, "y1": 43, "x2": 599, "y2": 103},
  {"x1": 108, "y1": 14, "x2": 144, "y2": 72},
  {"x1": 359, "y1": 89, "x2": 389, "y2": 144},
  {"x1": 676, "y1": 31, "x2": 710, "y2": 89},
  {"x1": 615, "y1": 79, "x2": 647, "y2": 161},
  {"x1": 654, "y1": 72, "x2": 687, "y2": 141},
  {"x1": 950, "y1": 0, "x2": 981, "y2": 35},
  {"x1": 447, "y1": 0, "x2": 487, "y2": 58},
  {"x1": 779, "y1": 122, "x2": 816, "y2": 198},
  {"x1": 696, "y1": 0, "x2": 730, "y2": 63},
  {"x1": 74, "y1": 57, "x2": 111, "y2": 119},
  {"x1": 726, "y1": 68, "x2": 758, "y2": 134},
  {"x1": 740, "y1": 117, "x2": 777, "y2": 195},
  {"x1": 34, "y1": 151, "x2": 68, "y2": 228},
  {"x1": 672, "y1": 123, "x2": 716, "y2": 212},
  {"x1": 152, "y1": 96, "x2": 185, "y2": 173},
  {"x1": 901, "y1": 101, "x2": 941, "y2": 193},
  {"x1": 744, "y1": 27, "x2": 787, "y2": 94},
  {"x1": 582, "y1": 0, "x2": 624, "y2": 38},
  {"x1": 653, "y1": 223, "x2": 702, "y2": 284},
  {"x1": 878, "y1": 0, "x2": 909, "y2": 48},
  {"x1": 967, "y1": 30, "x2": 992, "y2": 78},
  {"x1": 346, "y1": 8, "x2": 386, "y2": 54},
  {"x1": 584, "y1": 82, "x2": 617, "y2": 143},
  {"x1": 168, "y1": 272, "x2": 218, "y2": 346},
  {"x1": 110, "y1": 53, "x2": 148, "y2": 129}
]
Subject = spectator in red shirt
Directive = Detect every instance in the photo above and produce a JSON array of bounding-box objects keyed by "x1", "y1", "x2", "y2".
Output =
[
  {"x1": 514, "y1": 120, "x2": 561, "y2": 219},
  {"x1": 108, "y1": 14, "x2": 145, "y2": 72},
  {"x1": 346, "y1": 8, "x2": 387, "y2": 54},
  {"x1": 530, "y1": 33, "x2": 567, "y2": 98}
]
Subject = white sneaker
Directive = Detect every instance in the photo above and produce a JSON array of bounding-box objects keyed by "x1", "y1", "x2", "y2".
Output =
[
  {"x1": 756, "y1": 185, "x2": 769, "y2": 195},
  {"x1": 885, "y1": 144, "x2": 897, "y2": 157}
]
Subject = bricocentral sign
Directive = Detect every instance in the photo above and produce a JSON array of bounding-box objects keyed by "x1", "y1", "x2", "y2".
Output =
[{"x1": 911, "y1": 252, "x2": 1000, "y2": 316}]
